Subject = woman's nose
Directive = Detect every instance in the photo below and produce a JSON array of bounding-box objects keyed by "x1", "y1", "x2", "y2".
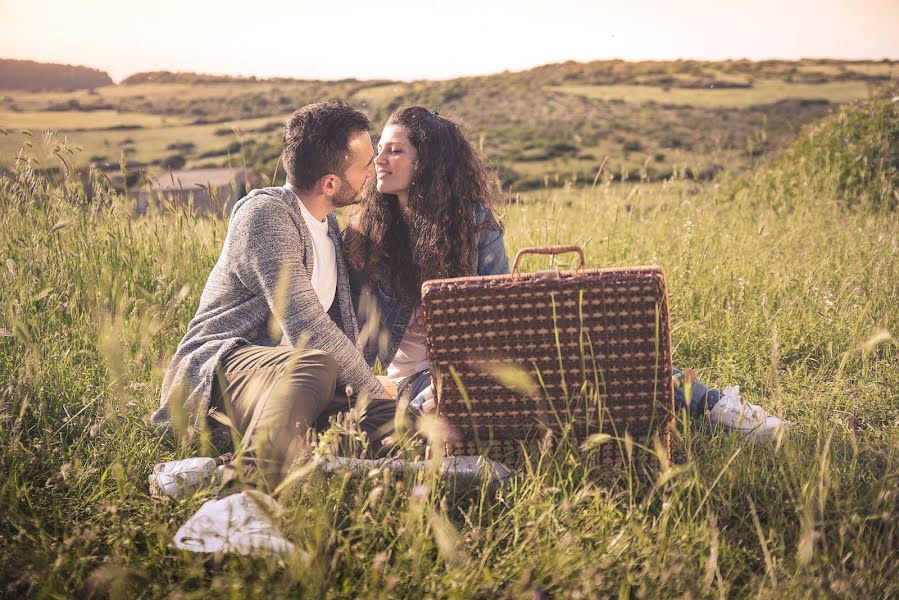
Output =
[{"x1": 375, "y1": 149, "x2": 387, "y2": 165}]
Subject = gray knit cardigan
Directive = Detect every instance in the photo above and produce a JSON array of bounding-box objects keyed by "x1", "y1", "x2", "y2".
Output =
[{"x1": 151, "y1": 187, "x2": 385, "y2": 431}]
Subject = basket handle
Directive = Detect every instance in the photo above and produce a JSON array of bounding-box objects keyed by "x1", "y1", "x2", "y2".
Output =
[{"x1": 511, "y1": 245, "x2": 586, "y2": 275}]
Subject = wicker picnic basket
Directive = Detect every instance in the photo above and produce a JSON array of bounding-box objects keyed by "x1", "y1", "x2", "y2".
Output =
[{"x1": 421, "y1": 245, "x2": 674, "y2": 464}]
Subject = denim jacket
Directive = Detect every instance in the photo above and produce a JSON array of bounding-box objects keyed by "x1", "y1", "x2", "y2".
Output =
[{"x1": 349, "y1": 204, "x2": 510, "y2": 368}]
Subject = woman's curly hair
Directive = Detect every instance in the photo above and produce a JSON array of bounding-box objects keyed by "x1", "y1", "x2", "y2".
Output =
[{"x1": 344, "y1": 107, "x2": 501, "y2": 303}]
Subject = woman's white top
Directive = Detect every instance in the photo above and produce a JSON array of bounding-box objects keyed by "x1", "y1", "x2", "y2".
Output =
[{"x1": 386, "y1": 308, "x2": 429, "y2": 385}]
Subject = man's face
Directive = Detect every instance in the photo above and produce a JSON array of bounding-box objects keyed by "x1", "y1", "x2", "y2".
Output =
[{"x1": 331, "y1": 131, "x2": 375, "y2": 208}]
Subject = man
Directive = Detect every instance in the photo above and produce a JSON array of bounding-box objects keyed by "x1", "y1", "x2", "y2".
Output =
[{"x1": 153, "y1": 100, "x2": 393, "y2": 496}]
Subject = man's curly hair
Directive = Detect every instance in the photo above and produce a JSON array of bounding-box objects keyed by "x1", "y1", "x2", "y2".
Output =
[{"x1": 343, "y1": 107, "x2": 501, "y2": 304}]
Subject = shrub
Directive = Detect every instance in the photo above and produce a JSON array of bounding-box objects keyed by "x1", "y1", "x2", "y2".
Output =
[
  {"x1": 160, "y1": 154, "x2": 186, "y2": 170},
  {"x1": 166, "y1": 142, "x2": 196, "y2": 153},
  {"x1": 546, "y1": 142, "x2": 579, "y2": 158}
]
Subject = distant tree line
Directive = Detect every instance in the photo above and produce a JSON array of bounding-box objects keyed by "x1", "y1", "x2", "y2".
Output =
[{"x1": 0, "y1": 59, "x2": 113, "y2": 91}]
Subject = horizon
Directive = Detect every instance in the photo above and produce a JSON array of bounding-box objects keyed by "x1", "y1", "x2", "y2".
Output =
[
  {"x1": 1, "y1": 0, "x2": 897, "y2": 83},
  {"x1": 4, "y1": 54, "x2": 899, "y2": 85}
]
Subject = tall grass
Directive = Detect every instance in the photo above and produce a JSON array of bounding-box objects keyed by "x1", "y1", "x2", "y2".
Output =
[{"x1": 1, "y1": 100, "x2": 897, "y2": 597}]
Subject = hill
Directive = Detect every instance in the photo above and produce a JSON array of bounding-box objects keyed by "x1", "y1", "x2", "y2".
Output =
[
  {"x1": 0, "y1": 58, "x2": 113, "y2": 91},
  {"x1": 733, "y1": 90, "x2": 898, "y2": 211},
  {"x1": 0, "y1": 58, "x2": 895, "y2": 190},
  {"x1": 120, "y1": 70, "x2": 395, "y2": 87}
]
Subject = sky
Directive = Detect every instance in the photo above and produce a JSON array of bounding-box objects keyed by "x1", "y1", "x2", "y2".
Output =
[{"x1": 1, "y1": 0, "x2": 897, "y2": 82}]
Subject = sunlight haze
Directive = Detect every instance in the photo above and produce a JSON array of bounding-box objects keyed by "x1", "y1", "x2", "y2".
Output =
[{"x1": 1, "y1": 0, "x2": 897, "y2": 81}]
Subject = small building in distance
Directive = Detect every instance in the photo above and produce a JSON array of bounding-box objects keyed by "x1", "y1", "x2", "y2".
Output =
[{"x1": 137, "y1": 168, "x2": 260, "y2": 215}]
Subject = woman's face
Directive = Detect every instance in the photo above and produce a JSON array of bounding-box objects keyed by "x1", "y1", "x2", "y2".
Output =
[{"x1": 375, "y1": 124, "x2": 418, "y2": 204}]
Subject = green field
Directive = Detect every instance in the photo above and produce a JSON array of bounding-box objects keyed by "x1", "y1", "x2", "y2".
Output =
[
  {"x1": 0, "y1": 110, "x2": 191, "y2": 131},
  {"x1": 0, "y1": 115, "x2": 279, "y2": 169},
  {"x1": 0, "y1": 92, "x2": 896, "y2": 597},
  {"x1": 548, "y1": 80, "x2": 877, "y2": 108}
]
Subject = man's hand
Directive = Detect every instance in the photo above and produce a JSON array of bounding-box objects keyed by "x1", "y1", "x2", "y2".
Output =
[{"x1": 373, "y1": 376, "x2": 397, "y2": 400}]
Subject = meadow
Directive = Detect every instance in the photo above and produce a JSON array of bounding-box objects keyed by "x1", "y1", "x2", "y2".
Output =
[{"x1": 0, "y1": 90, "x2": 896, "y2": 597}]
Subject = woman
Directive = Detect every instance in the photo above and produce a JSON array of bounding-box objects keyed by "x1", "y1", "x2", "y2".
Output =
[
  {"x1": 343, "y1": 107, "x2": 509, "y2": 414},
  {"x1": 345, "y1": 107, "x2": 787, "y2": 442}
]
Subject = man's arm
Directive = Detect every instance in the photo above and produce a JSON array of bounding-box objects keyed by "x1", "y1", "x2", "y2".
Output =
[{"x1": 229, "y1": 199, "x2": 385, "y2": 400}]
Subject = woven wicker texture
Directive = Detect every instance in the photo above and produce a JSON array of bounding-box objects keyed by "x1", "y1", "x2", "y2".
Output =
[{"x1": 421, "y1": 261, "x2": 673, "y2": 464}]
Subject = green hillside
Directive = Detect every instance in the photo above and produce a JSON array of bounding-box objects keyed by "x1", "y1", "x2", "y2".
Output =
[
  {"x1": 0, "y1": 59, "x2": 895, "y2": 191},
  {"x1": 733, "y1": 91, "x2": 898, "y2": 210}
]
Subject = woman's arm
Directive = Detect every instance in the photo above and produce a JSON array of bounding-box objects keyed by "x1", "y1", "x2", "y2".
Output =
[{"x1": 476, "y1": 207, "x2": 510, "y2": 276}]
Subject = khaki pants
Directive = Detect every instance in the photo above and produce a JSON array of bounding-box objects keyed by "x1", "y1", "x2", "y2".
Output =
[{"x1": 211, "y1": 344, "x2": 395, "y2": 490}]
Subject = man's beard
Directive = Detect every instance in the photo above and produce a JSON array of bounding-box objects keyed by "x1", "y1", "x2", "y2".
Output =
[{"x1": 330, "y1": 177, "x2": 370, "y2": 209}]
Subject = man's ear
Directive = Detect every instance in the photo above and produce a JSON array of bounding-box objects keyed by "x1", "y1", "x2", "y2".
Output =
[{"x1": 319, "y1": 174, "x2": 341, "y2": 197}]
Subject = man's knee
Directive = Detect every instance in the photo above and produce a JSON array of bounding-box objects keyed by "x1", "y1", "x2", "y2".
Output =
[
  {"x1": 284, "y1": 349, "x2": 337, "y2": 399},
  {"x1": 299, "y1": 349, "x2": 336, "y2": 381}
]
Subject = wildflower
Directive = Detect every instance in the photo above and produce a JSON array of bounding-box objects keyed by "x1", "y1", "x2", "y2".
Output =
[{"x1": 411, "y1": 484, "x2": 428, "y2": 501}]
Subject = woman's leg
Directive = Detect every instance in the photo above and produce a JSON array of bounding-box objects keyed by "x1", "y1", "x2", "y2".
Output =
[
  {"x1": 312, "y1": 389, "x2": 397, "y2": 458},
  {"x1": 672, "y1": 367, "x2": 721, "y2": 418},
  {"x1": 671, "y1": 368, "x2": 788, "y2": 442}
]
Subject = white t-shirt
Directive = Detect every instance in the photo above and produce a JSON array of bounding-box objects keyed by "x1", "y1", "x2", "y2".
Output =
[
  {"x1": 279, "y1": 184, "x2": 337, "y2": 346},
  {"x1": 386, "y1": 308, "x2": 430, "y2": 385}
]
